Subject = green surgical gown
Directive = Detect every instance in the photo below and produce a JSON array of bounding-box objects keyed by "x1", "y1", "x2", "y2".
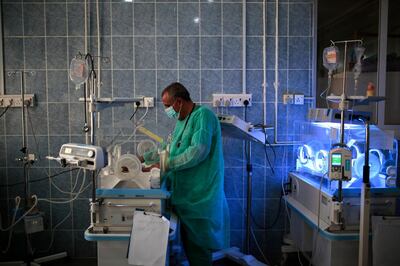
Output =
[{"x1": 144, "y1": 105, "x2": 230, "y2": 250}]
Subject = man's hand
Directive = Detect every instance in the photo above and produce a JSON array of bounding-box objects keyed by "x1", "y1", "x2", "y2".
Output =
[
  {"x1": 138, "y1": 155, "x2": 145, "y2": 163},
  {"x1": 142, "y1": 163, "x2": 160, "y2": 172}
]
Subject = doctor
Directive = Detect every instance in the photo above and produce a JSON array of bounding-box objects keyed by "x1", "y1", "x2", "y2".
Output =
[{"x1": 142, "y1": 82, "x2": 230, "y2": 266}]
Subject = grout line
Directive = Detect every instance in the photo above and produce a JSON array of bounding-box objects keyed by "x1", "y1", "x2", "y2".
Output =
[
  {"x1": 198, "y1": 0, "x2": 202, "y2": 102},
  {"x1": 221, "y1": 0, "x2": 224, "y2": 95},
  {"x1": 176, "y1": 1, "x2": 180, "y2": 81},
  {"x1": 110, "y1": 1, "x2": 115, "y2": 136},
  {"x1": 65, "y1": 1, "x2": 76, "y2": 255},
  {"x1": 132, "y1": 2, "x2": 136, "y2": 98},
  {"x1": 4, "y1": 34, "x2": 314, "y2": 38},
  {"x1": 42, "y1": 0, "x2": 55, "y2": 234},
  {"x1": 154, "y1": 2, "x2": 158, "y2": 130},
  {"x1": 3, "y1": 68, "x2": 313, "y2": 71}
]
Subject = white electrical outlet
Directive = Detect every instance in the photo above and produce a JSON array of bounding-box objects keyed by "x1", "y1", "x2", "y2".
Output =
[
  {"x1": 283, "y1": 94, "x2": 294, "y2": 105},
  {"x1": 142, "y1": 97, "x2": 154, "y2": 107},
  {"x1": 294, "y1": 94, "x2": 304, "y2": 105},
  {"x1": 212, "y1": 94, "x2": 252, "y2": 107},
  {"x1": 0, "y1": 94, "x2": 35, "y2": 108},
  {"x1": 137, "y1": 97, "x2": 154, "y2": 108}
]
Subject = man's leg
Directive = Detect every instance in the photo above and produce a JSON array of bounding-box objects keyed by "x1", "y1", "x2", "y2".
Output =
[{"x1": 181, "y1": 225, "x2": 212, "y2": 266}]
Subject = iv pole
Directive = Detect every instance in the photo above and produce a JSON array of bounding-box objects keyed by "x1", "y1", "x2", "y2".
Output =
[
  {"x1": 327, "y1": 40, "x2": 372, "y2": 266},
  {"x1": 358, "y1": 119, "x2": 370, "y2": 266}
]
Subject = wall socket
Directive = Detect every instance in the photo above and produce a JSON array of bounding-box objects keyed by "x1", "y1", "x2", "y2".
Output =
[
  {"x1": 0, "y1": 94, "x2": 35, "y2": 108},
  {"x1": 213, "y1": 93, "x2": 252, "y2": 107},
  {"x1": 283, "y1": 93, "x2": 304, "y2": 105},
  {"x1": 138, "y1": 97, "x2": 154, "y2": 108},
  {"x1": 294, "y1": 94, "x2": 304, "y2": 105}
]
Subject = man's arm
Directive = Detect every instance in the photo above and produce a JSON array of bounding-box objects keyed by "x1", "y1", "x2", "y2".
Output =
[{"x1": 168, "y1": 110, "x2": 215, "y2": 171}]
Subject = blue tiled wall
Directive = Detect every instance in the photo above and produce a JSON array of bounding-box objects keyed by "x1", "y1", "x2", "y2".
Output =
[{"x1": 0, "y1": 0, "x2": 314, "y2": 264}]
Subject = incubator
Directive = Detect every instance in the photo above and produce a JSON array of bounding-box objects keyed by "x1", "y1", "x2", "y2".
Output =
[
  {"x1": 83, "y1": 130, "x2": 176, "y2": 266},
  {"x1": 294, "y1": 120, "x2": 398, "y2": 190},
  {"x1": 284, "y1": 110, "x2": 400, "y2": 266}
]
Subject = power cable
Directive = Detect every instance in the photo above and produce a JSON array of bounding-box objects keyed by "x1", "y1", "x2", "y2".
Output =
[
  {"x1": 129, "y1": 101, "x2": 141, "y2": 120},
  {"x1": 0, "y1": 105, "x2": 11, "y2": 119},
  {"x1": 0, "y1": 168, "x2": 79, "y2": 188}
]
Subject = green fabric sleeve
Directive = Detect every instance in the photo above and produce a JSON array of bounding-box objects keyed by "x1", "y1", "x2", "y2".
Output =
[
  {"x1": 169, "y1": 111, "x2": 214, "y2": 171},
  {"x1": 143, "y1": 141, "x2": 168, "y2": 165},
  {"x1": 143, "y1": 148, "x2": 159, "y2": 164}
]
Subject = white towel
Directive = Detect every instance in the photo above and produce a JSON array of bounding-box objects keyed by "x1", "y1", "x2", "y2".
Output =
[{"x1": 128, "y1": 211, "x2": 170, "y2": 266}]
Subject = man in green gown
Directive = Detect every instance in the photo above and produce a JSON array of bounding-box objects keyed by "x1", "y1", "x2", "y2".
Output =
[{"x1": 143, "y1": 82, "x2": 230, "y2": 266}]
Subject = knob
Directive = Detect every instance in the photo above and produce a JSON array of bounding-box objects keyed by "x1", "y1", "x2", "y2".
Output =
[{"x1": 87, "y1": 150, "x2": 94, "y2": 158}]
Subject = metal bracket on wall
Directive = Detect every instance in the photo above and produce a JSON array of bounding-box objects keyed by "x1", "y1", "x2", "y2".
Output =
[{"x1": 0, "y1": 94, "x2": 35, "y2": 108}]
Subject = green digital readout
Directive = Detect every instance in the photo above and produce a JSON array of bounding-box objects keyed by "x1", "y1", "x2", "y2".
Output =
[{"x1": 331, "y1": 153, "x2": 342, "y2": 166}]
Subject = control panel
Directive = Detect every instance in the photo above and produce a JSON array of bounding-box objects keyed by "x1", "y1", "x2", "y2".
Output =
[
  {"x1": 47, "y1": 143, "x2": 105, "y2": 171},
  {"x1": 328, "y1": 147, "x2": 352, "y2": 180}
]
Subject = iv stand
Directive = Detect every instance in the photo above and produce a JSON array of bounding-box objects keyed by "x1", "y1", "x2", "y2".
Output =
[
  {"x1": 3, "y1": 71, "x2": 67, "y2": 265},
  {"x1": 358, "y1": 120, "x2": 370, "y2": 266},
  {"x1": 328, "y1": 40, "x2": 372, "y2": 265},
  {"x1": 329, "y1": 39, "x2": 363, "y2": 221},
  {"x1": 243, "y1": 104, "x2": 252, "y2": 254}
]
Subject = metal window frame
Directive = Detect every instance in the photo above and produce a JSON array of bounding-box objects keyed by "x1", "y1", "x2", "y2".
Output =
[
  {"x1": 377, "y1": 0, "x2": 399, "y2": 132},
  {"x1": 0, "y1": 3, "x2": 4, "y2": 95}
]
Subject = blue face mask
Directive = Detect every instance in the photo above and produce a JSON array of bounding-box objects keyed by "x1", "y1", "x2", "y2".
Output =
[{"x1": 165, "y1": 105, "x2": 178, "y2": 119}]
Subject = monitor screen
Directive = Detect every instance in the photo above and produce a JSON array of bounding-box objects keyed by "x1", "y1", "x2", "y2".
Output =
[{"x1": 331, "y1": 153, "x2": 342, "y2": 166}]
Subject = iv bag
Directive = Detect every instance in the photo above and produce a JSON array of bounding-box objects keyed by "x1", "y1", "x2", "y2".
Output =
[
  {"x1": 69, "y1": 58, "x2": 88, "y2": 90},
  {"x1": 354, "y1": 46, "x2": 365, "y2": 65},
  {"x1": 323, "y1": 46, "x2": 340, "y2": 72}
]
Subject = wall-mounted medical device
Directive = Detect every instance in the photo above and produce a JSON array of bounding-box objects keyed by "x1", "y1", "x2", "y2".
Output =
[
  {"x1": 217, "y1": 114, "x2": 271, "y2": 144},
  {"x1": 328, "y1": 147, "x2": 352, "y2": 180},
  {"x1": 47, "y1": 143, "x2": 105, "y2": 171}
]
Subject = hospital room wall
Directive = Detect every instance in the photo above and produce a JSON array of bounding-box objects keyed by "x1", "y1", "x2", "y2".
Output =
[{"x1": 0, "y1": 0, "x2": 314, "y2": 263}]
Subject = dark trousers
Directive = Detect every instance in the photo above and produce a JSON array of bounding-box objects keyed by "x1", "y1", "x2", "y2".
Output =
[{"x1": 181, "y1": 224, "x2": 212, "y2": 266}]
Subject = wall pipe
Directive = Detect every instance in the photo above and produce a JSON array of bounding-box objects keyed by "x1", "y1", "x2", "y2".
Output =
[
  {"x1": 0, "y1": 4, "x2": 4, "y2": 95},
  {"x1": 262, "y1": 0, "x2": 267, "y2": 125},
  {"x1": 273, "y1": 0, "x2": 301, "y2": 145},
  {"x1": 96, "y1": 0, "x2": 101, "y2": 97},
  {"x1": 242, "y1": 0, "x2": 246, "y2": 94}
]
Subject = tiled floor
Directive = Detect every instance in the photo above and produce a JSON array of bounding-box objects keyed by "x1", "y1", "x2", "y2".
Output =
[
  {"x1": 40, "y1": 257, "x2": 242, "y2": 266},
  {"x1": 42, "y1": 258, "x2": 96, "y2": 266}
]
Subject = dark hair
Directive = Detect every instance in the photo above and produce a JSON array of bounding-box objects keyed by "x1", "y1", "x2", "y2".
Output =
[{"x1": 162, "y1": 82, "x2": 192, "y2": 101}]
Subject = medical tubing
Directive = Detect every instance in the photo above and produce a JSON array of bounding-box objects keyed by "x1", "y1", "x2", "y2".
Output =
[
  {"x1": 37, "y1": 173, "x2": 85, "y2": 253},
  {"x1": 0, "y1": 168, "x2": 79, "y2": 188},
  {"x1": 250, "y1": 227, "x2": 270, "y2": 265},
  {"x1": 38, "y1": 172, "x2": 86, "y2": 204},
  {"x1": 281, "y1": 146, "x2": 304, "y2": 266},
  {"x1": 50, "y1": 169, "x2": 82, "y2": 195},
  {"x1": 116, "y1": 106, "x2": 149, "y2": 146},
  {"x1": 1, "y1": 224, "x2": 14, "y2": 253},
  {"x1": 309, "y1": 172, "x2": 326, "y2": 266},
  {"x1": 115, "y1": 124, "x2": 141, "y2": 147},
  {"x1": 0, "y1": 195, "x2": 38, "y2": 232},
  {"x1": 38, "y1": 209, "x2": 72, "y2": 253},
  {"x1": 0, "y1": 105, "x2": 10, "y2": 118},
  {"x1": 1, "y1": 197, "x2": 20, "y2": 253},
  {"x1": 230, "y1": 164, "x2": 272, "y2": 263},
  {"x1": 320, "y1": 70, "x2": 333, "y2": 99}
]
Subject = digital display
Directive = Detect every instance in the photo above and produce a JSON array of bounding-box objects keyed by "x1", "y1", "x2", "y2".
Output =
[{"x1": 331, "y1": 153, "x2": 342, "y2": 166}]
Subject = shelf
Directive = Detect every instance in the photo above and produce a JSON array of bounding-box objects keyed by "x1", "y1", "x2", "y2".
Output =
[
  {"x1": 326, "y1": 95, "x2": 386, "y2": 106},
  {"x1": 78, "y1": 97, "x2": 144, "y2": 111}
]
